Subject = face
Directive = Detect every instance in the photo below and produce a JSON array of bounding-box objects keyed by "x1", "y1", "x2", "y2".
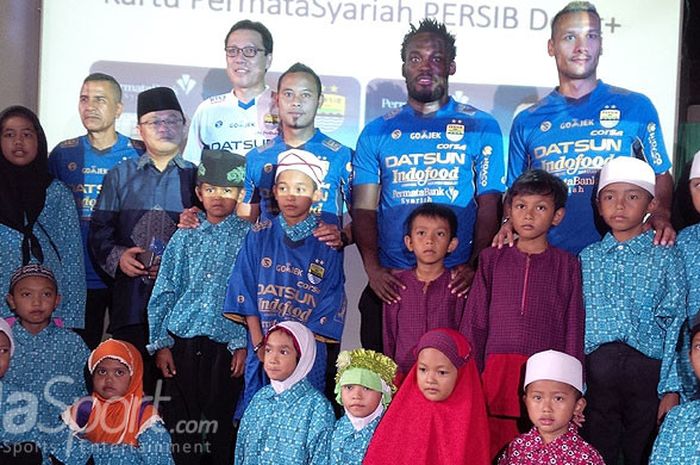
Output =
[
  {"x1": 79, "y1": 80, "x2": 123, "y2": 134},
  {"x1": 277, "y1": 72, "x2": 322, "y2": 131},
  {"x1": 597, "y1": 182, "x2": 656, "y2": 242},
  {"x1": 690, "y1": 331, "x2": 700, "y2": 381},
  {"x1": 524, "y1": 380, "x2": 585, "y2": 444},
  {"x1": 137, "y1": 109, "x2": 185, "y2": 158},
  {"x1": 0, "y1": 332, "x2": 11, "y2": 378},
  {"x1": 196, "y1": 183, "x2": 240, "y2": 223},
  {"x1": 548, "y1": 11, "x2": 602, "y2": 84},
  {"x1": 6, "y1": 277, "x2": 60, "y2": 335},
  {"x1": 404, "y1": 215, "x2": 457, "y2": 266},
  {"x1": 341, "y1": 384, "x2": 383, "y2": 418},
  {"x1": 1, "y1": 116, "x2": 38, "y2": 166},
  {"x1": 402, "y1": 32, "x2": 455, "y2": 105},
  {"x1": 416, "y1": 347, "x2": 459, "y2": 402},
  {"x1": 690, "y1": 177, "x2": 700, "y2": 215},
  {"x1": 510, "y1": 194, "x2": 565, "y2": 242},
  {"x1": 273, "y1": 170, "x2": 321, "y2": 225},
  {"x1": 92, "y1": 358, "x2": 131, "y2": 400},
  {"x1": 225, "y1": 28, "x2": 271, "y2": 91},
  {"x1": 263, "y1": 330, "x2": 298, "y2": 381}
]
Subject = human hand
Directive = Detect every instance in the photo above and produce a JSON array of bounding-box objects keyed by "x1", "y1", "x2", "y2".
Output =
[
  {"x1": 366, "y1": 266, "x2": 404, "y2": 304},
  {"x1": 657, "y1": 392, "x2": 680, "y2": 425},
  {"x1": 230, "y1": 348, "x2": 246, "y2": 378},
  {"x1": 155, "y1": 348, "x2": 177, "y2": 378},
  {"x1": 313, "y1": 221, "x2": 343, "y2": 249},
  {"x1": 449, "y1": 264, "x2": 475, "y2": 298},
  {"x1": 119, "y1": 247, "x2": 148, "y2": 277},
  {"x1": 645, "y1": 213, "x2": 676, "y2": 246},
  {"x1": 178, "y1": 207, "x2": 201, "y2": 229},
  {"x1": 491, "y1": 219, "x2": 515, "y2": 249}
]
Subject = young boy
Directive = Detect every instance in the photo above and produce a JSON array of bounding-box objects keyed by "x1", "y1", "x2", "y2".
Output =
[
  {"x1": 382, "y1": 203, "x2": 464, "y2": 378},
  {"x1": 224, "y1": 148, "x2": 345, "y2": 415},
  {"x1": 649, "y1": 315, "x2": 700, "y2": 465},
  {"x1": 147, "y1": 149, "x2": 249, "y2": 465},
  {"x1": 499, "y1": 350, "x2": 605, "y2": 464},
  {"x1": 580, "y1": 156, "x2": 686, "y2": 465},
  {"x1": 466, "y1": 169, "x2": 584, "y2": 458},
  {"x1": 3, "y1": 264, "x2": 89, "y2": 461}
]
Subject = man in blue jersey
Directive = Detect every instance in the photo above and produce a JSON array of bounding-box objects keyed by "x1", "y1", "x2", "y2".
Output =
[
  {"x1": 49, "y1": 73, "x2": 144, "y2": 347},
  {"x1": 352, "y1": 18, "x2": 506, "y2": 352},
  {"x1": 498, "y1": 1, "x2": 675, "y2": 254}
]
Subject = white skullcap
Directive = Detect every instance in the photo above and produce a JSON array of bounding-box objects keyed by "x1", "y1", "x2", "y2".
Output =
[
  {"x1": 691, "y1": 150, "x2": 700, "y2": 180},
  {"x1": 275, "y1": 149, "x2": 329, "y2": 187},
  {"x1": 597, "y1": 156, "x2": 655, "y2": 197},
  {"x1": 524, "y1": 350, "x2": 583, "y2": 393}
]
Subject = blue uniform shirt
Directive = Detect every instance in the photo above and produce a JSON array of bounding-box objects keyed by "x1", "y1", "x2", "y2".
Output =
[
  {"x1": 243, "y1": 130, "x2": 353, "y2": 226},
  {"x1": 509, "y1": 81, "x2": 671, "y2": 254},
  {"x1": 353, "y1": 97, "x2": 506, "y2": 269},
  {"x1": 580, "y1": 231, "x2": 687, "y2": 395},
  {"x1": 49, "y1": 134, "x2": 144, "y2": 289}
]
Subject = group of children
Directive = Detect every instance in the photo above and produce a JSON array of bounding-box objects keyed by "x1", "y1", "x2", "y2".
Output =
[{"x1": 2, "y1": 140, "x2": 700, "y2": 465}]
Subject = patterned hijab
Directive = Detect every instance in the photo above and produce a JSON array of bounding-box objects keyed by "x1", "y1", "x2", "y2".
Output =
[
  {"x1": 0, "y1": 106, "x2": 53, "y2": 264},
  {"x1": 63, "y1": 339, "x2": 160, "y2": 445}
]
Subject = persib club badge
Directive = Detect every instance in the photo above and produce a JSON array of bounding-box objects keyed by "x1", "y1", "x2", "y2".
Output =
[
  {"x1": 446, "y1": 121, "x2": 464, "y2": 142},
  {"x1": 599, "y1": 106, "x2": 620, "y2": 129},
  {"x1": 307, "y1": 259, "x2": 325, "y2": 285}
]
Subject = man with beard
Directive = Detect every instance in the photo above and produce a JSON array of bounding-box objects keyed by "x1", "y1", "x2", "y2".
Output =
[{"x1": 352, "y1": 18, "x2": 505, "y2": 352}]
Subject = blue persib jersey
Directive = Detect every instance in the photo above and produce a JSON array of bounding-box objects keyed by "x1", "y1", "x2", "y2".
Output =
[
  {"x1": 508, "y1": 81, "x2": 671, "y2": 255},
  {"x1": 243, "y1": 130, "x2": 353, "y2": 226},
  {"x1": 48, "y1": 134, "x2": 144, "y2": 288},
  {"x1": 224, "y1": 219, "x2": 345, "y2": 341},
  {"x1": 354, "y1": 97, "x2": 506, "y2": 269}
]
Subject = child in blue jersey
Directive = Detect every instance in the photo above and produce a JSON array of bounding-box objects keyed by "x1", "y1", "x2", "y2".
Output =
[
  {"x1": 328, "y1": 348, "x2": 397, "y2": 465},
  {"x1": 580, "y1": 156, "x2": 687, "y2": 465},
  {"x1": 2, "y1": 264, "x2": 89, "y2": 464},
  {"x1": 235, "y1": 321, "x2": 334, "y2": 465},
  {"x1": 224, "y1": 148, "x2": 345, "y2": 416},
  {"x1": 650, "y1": 315, "x2": 700, "y2": 465},
  {"x1": 147, "y1": 149, "x2": 249, "y2": 465}
]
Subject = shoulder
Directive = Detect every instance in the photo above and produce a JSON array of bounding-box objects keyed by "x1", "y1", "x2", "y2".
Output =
[
  {"x1": 548, "y1": 246, "x2": 580, "y2": 266},
  {"x1": 54, "y1": 137, "x2": 81, "y2": 151},
  {"x1": 360, "y1": 107, "x2": 405, "y2": 135},
  {"x1": 126, "y1": 137, "x2": 146, "y2": 153},
  {"x1": 204, "y1": 92, "x2": 230, "y2": 106},
  {"x1": 47, "y1": 179, "x2": 75, "y2": 200},
  {"x1": 677, "y1": 223, "x2": 700, "y2": 245}
]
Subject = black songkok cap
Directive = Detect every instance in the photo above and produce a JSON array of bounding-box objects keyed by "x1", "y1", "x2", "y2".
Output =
[{"x1": 137, "y1": 87, "x2": 184, "y2": 121}]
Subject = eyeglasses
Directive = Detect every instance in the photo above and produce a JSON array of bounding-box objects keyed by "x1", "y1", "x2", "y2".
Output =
[
  {"x1": 224, "y1": 46, "x2": 266, "y2": 58},
  {"x1": 139, "y1": 118, "x2": 183, "y2": 129}
]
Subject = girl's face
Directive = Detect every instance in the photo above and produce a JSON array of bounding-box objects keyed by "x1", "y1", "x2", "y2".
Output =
[
  {"x1": 263, "y1": 330, "x2": 299, "y2": 381},
  {"x1": 416, "y1": 347, "x2": 458, "y2": 402},
  {"x1": 1, "y1": 116, "x2": 38, "y2": 167},
  {"x1": 691, "y1": 332, "x2": 700, "y2": 381},
  {"x1": 0, "y1": 332, "x2": 10, "y2": 378},
  {"x1": 93, "y1": 358, "x2": 131, "y2": 400},
  {"x1": 341, "y1": 384, "x2": 383, "y2": 418}
]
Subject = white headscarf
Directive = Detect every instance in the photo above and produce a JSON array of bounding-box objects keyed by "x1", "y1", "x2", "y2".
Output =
[
  {"x1": 268, "y1": 321, "x2": 316, "y2": 394},
  {"x1": 0, "y1": 318, "x2": 15, "y2": 356}
]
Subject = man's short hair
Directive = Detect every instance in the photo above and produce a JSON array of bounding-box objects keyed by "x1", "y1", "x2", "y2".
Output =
[
  {"x1": 83, "y1": 72, "x2": 122, "y2": 102},
  {"x1": 405, "y1": 203, "x2": 458, "y2": 239},
  {"x1": 225, "y1": 19, "x2": 273, "y2": 54},
  {"x1": 551, "y1": 1, "x2": 600, "y2": 38},
  {"x1": 277, "y1": 62, "x2": 322, "y2": 96},
  {"x1": 507, "y1": 169, "x2": 569, "y2": 211},
  {"x1": 400, "y1": 18, "x2": 456, "y2": 63}
]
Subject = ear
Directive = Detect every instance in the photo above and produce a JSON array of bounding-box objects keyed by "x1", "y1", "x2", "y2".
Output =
[
  {"x1": 115, "y1": 102, "x2": 124, "y2": 119},
  {"x1": 547, "y1": 38, "x2": 555, "y2": 57},
  {"x1": 574, "y1": 396, "x2": 587, "y2": 416},
  {"x1": 404, "y1": 234, "x2": 414, "y2": 252},
  {"x1": 401, "y1": 62, "x2": 408, "y2": 79},
  {"x1": 136, "y1": 123, "x2": 144, "y2": 140},
  {"x1": 646, "y1": 196, "x2": 659, "y2": 215},
  {"x1": 317, "y1": 93, "x2": 324, "y2": 111},
  {"x1": 55, "y1": 294, "x2": 62, "y2": 308},
  {"x1": 6, "y1": 294, "x2": 15, "y2": 310},
  {"x1": 447, "y1": 237, "x2": 459, "y2": 253},
  {"x1": 552, "y1": 207, "x2": 566, "y2": 226},
  {"x1": 195, "y1": 185, "x2": 204, "y2": 204},
  {"x1": 449, "y1": 61, "x2": 456, "y2": 76},
  {"x1": 265, "y1": 53, "x2": 273, "y2": 71}
]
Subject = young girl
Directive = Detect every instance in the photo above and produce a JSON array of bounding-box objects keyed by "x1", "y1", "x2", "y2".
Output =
[
  {"x1": 363, "y1": 328, "x2": 490, "y2": 465},
  {"x1": 235, "y1": 321, "x2": 335, "y2": 465},
  {"x1": 53, "y1": 339, "x2": 174, "y2": 465},
  {"x1": 329, "y1": 348, "x2": 397, "y2": 465}
]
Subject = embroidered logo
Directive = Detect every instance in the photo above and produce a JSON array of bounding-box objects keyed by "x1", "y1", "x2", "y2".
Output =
[{"x1": 307, "y1": 259, "x2": 325, "y2": 285}]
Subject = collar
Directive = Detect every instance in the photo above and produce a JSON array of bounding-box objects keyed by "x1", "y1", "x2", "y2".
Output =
[
  {"x1": 197, "y1": 210, "x2": 244, "y2": 232},
  {"x1": 601, "y1": 230, "x2": 653, "y2": 254},
  {"x1": 262, "y1": 378, "x2": 310, "y2": 401},
  {"x1": 136, "y1": 153, "x2": 187, "y2": 170},
  {"x1": 553, "y1": 79, "x2": 603, "y2": 103},
  {"x1": 231, "y1": 86, "x2": 269, "y2": 109},
  {"x1": 533, "y1": 422, "x2": 579, "y2": 448},
  {"x1": 278, "y1": 214, "x2": 318, "y2": 241},
  {"x1": 345, "y1": 403, "x2": 384, "y2": 432}
]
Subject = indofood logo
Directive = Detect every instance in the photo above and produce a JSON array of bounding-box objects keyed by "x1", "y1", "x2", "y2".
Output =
[{"x1": 599, "y1": 106, "x2": 620, "y2": 129}]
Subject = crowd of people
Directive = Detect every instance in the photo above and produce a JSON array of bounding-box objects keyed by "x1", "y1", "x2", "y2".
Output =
[{"x1": 0, "y1": 1, "x2": 698, "y2": 464}]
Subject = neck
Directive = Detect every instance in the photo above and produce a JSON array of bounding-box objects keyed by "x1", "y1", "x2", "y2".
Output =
[
  {"x1": 407, "y1": 94, "x2": 449, "y2": 115},
  {"x1": 516, "y1": 236, "x2": 549, "y2": 254},
  {"x1": 414, "y1": 262, "x2": 445, "y2": 283},
  {"x1": 234, "y1": 84, "x2": 265, "y2": 103},
  {"x1": 611, "y1": 225, "x2": 644, "y2": 244},
  {"x1": 558, "y1": 76, "x2": 597, "y2": 99},
  {"x1": 21, "y1": 319, "x2": 49, "y2": 335},
  {"x1": 87, "y1": 129, "x2": 118, "y2": 150},
  {"x1": 282, "y1": 125, "x2": 315, "y2": 147},
  {"x1": 149, "y1": 152, "x2": 177, "y2": 171}
]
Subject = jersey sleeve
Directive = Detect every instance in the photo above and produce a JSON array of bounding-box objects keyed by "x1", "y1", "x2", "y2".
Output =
[
  {"x1": 242, "y1": 153, "x2": 260, "y2": 204},
  {"x1": 182, "y1": 103, "x2": 205, "y2": 165},
  {"x1": 475, "y1": 113, "x2": 506, "y2": 195},
  {"x1": 635, "y1": 95, "x2": 672, "y2": 174},
  {"x1": 507, "y1": 112, "x2": 531, "y2": 187},
  {"x1": 223, "y1": 230, "x2": 260, "y2": 322},
  {"x1": 352, "y1": 121, "x2": 382, "y2": 186}
]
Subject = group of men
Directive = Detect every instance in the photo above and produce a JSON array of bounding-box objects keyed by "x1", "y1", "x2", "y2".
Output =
[{"x1": 48, "y1": 1, "x2": 673, "y2": 398}]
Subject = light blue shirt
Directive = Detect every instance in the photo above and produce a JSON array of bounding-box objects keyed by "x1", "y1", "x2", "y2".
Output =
[
  {"x1": 649, "y1": 400, "x2": 700, "y2": 465},
  {"x1": 327, "y1": 414, "x2": 381, "y2": 465}
]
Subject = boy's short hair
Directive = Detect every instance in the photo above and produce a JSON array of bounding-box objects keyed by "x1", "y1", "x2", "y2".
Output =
[
  {"x1": 405, "y1": 203, "x2": 458, "y2": 238},
  {"x1": 9, "y1": 264, "x2": 58, "y2": 293},
  {"x1": 507, "y1": 169, "x2": 569, "y2": 210},
  {"x1": 401, "y1": 18, "x2": 456, "y2": 63},
  {"x1": 83, "y1": 72, "x2": 122, "y2": 102},
  {"x1": 551, "y1": 1, "x2": 600, "y2": 38}
]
